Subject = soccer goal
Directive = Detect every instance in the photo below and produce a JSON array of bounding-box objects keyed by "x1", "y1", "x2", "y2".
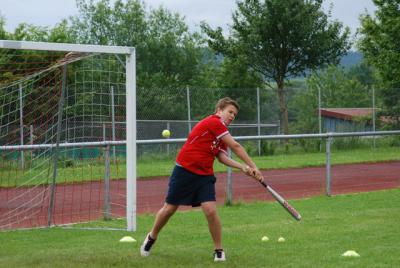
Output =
[{"x1": 0, "y1": 40, "x2": 137, "y2": 231}]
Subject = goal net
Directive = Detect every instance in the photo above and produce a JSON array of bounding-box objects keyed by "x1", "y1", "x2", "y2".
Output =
[{"x1": 0, "y1": 40, "x2": 136, "y2": 231}]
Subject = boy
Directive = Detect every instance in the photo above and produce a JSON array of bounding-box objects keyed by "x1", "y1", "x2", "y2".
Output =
[{"x1": 140, "y1": 97, "x2": 263, "y2": 262}]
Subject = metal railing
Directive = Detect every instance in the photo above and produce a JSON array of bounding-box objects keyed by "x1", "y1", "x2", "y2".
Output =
[
  {"x1": 2, "y1": 130, "x2": 400, "y2": 209},
  {"x1": 137, "y1": 130, "x2": 400, "y2": 200}
]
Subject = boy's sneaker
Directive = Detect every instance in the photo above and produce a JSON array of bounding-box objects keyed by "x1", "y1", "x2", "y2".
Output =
[
  {"x1": 214, "y1": 249, "x2": 226, "y2": 262},
  {"x1": 140, "y1": 233, "x2": 156, "y2": 257}
]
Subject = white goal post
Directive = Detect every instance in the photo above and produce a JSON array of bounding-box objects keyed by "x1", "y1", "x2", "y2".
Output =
[{"x1": 0, "y1": 40, "x2": 137, "y2": 231}]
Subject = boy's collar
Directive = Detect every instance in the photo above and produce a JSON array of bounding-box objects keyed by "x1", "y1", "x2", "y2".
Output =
[{"x1": 213, "y1": 114, "x2": 226, "y2": 126}]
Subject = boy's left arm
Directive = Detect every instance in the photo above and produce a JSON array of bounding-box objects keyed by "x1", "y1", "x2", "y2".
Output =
[
  {"x1": 217, "y1": 152, "x2": 254, "y2": 177},
  {"x1": 220, "y1": 134, "x2": 264, "y2": 182}
]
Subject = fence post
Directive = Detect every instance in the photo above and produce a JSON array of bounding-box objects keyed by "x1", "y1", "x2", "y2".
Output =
[
  {"x1": 372, "y1": 86, "x2": 376, "y2": 148},
  {"x1": 277, "y1": 120, "x2": 281, "y2": 135},
  {"x1": 166, "y1": 122, "x2": 170, "y2": 155},
  {"x1": 186, "y1": 86, "x2": 191, "y2": 134},
  {"x1": 110, "y1": 86, "x2": 117, "y2": 164},
  {"x1": 257, "y1": 87, "x2": 261, "y2": 156},
  {"x1": 30, "y1": 125, "x2": 34, "y2": 160},
  {"x1": 19, "y1": 83, "x2": 24, "y2": 170},
  {"x1": 318, "y1": 86, "x2": 322, "y2": 152},
  {"x1": 29, "y1": 125, "x2": 34, "y2": 144},
  {"x1": 326, "y1": 134, "x2": 333, "y2": 196},
  {"x1": 104, "y1": 145, "x2": 111, "y2": 220},
  {"x1": 226, "y1": 148, "x2": 233, "y2": 205}
]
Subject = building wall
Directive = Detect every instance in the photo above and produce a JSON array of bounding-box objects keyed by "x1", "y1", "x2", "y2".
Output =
[{"x1": 323, "y1": 117, "x2": 372, "y2": 132}]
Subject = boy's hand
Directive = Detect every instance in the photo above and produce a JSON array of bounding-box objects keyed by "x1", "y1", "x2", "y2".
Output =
[
  {"x1": 241, "y1": 165, "x2": 253, "y2": 176},
  {"x1": 242, "y1": 165, "x2": 263, "y2": 182},
  {"x1": 252, "y1": 169, "x2": 264, "y2": 182}
]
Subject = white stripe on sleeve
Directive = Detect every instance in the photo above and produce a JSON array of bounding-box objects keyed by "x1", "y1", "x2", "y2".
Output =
[
  {"x1": 216, "y1": 131, "x2": 229, "y2": 140},
  {"x1": 219, "y1": 148, "x2": 228, "y2": 155}
]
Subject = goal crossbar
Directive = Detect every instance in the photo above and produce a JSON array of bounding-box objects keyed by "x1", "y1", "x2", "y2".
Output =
[{"x1": 0, "y1": 40, "x2": 134, "y2": 54}]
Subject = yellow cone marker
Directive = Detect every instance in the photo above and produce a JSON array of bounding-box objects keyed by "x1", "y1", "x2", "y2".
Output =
[
  {"x1": 119, "y1": 236, "x2": 136, "y2": 242},
  {"x1": 342, "y1": 250, "x2": 360, "y2": 257}
]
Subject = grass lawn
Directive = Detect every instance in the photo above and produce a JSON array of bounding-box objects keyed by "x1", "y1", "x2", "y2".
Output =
[{"x1": 0, "y1": 188, "x2": 399, "y2": 267}]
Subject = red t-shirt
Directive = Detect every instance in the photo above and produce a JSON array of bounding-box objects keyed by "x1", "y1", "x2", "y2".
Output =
[{"x1": 176, "y1": 115, "x2": 229, "y2": 175}]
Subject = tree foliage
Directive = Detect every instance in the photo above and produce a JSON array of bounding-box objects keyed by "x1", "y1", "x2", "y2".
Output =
[
  {"x1": 358, "y1": 0, "x2": 400, "y2": 126},
  {"x1": 68, "y1": 0, "x2": 221, "y2": 120},
  {"x1": 202, "y1": 0, "x2": 350, "y2": 134},
  {"x1": 70, "y1": 0, "x2": 212, "y2": 90},
  {"x1": 0, "y1": 16, "x2": 8, "y2": 39},
  {"x1": 0, "y1": 20, "x2": 74, "y2": 87},
  {"x1": 215, "y1": 55, "x2": 265, "y2": 121}
]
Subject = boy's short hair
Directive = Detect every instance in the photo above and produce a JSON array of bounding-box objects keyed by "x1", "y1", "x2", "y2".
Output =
[{"x1": 215, "y1": 97, "x2": 240, "y2": 113}]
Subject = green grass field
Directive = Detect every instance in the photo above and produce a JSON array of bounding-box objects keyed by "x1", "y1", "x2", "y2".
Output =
[
  {"x1": 1, "y1": 146, "x2": 399, "y2": 187},
  {"x1": 1, "y1": 189, "x2": 399, "y2": 268}
]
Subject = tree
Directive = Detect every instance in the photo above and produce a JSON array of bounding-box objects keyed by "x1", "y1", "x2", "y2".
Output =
[
  {"x1": 215, "y1": 55, "x2": 265, "y2": 121},
  {"x1": 0, "y1": 20, "x2": 74, "y2": 84},
  {"x1": 70, "y1": 0, "x2": 209, "y2": 90},
  {"x1": 216, "y1": 55, "x2": 264, "y2": 89},
  {"x1": 358, "y1": 0, "x2": 400, "y2": 127},
  {"x1": 202, "y1": 0, "x2": 350, "y2": 134},
  {"x1": 6, "y1": 19, "x2": 71, "y2": 42},
  {"x1": 71, "y1": 0, "x2": 147, "y2": 46},
  {"x1": 0, "y1": 16, "x2": 7, "y2": 39},
  {"x1": 346, "y1": 61, "x2": 375, "y2": 88},
  {"x1": 70, "y1": 0, "x2": 219, "y2": 120}
]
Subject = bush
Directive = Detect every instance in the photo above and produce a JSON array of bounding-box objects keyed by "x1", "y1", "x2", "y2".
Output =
[
  {"x1": 242, "y1": 141, "x2": 258, "y2": 156},
  {"x1": 297, "y1": 139, "x2": 322, "y2": 153},
  {"x1": 332, "y1": 137, "x2": 363, "y2": 150},
  {"x1": 261, "y1": 140, "x2": 276, "y2": 155}
]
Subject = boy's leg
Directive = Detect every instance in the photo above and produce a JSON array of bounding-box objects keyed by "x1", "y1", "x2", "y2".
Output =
[
  {"x1": 140, "y1": 203, "x2": 178, "y2": 257},
  {"x1": 201, "y1": 201, "x2": 222, "y2": 249},
  {"x1": 150, "y1": 203, "x2": 178, "y2": 239}
]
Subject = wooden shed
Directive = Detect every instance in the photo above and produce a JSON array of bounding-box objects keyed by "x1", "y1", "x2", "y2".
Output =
[{"x1": 320, "y1": 108, "x2": 373, "y2": 132}]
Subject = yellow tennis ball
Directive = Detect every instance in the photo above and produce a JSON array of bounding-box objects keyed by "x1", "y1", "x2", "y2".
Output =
[{"x1": 162, "y1": 129, "x2": 171, "y2": 138}]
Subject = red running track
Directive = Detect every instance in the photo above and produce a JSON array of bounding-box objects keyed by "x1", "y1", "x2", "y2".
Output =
[
  {"x1": 0, "y1": 161, "x2": 399, "y2": 229},
  {"x1": 138, "y1": 160, "x2": 400, "y2": 213}
]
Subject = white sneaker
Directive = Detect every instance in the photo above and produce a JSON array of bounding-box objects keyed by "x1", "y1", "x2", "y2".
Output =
[
  {"x1": 214, "y1": 249, "x2": 226, "y2": 262},
  {"x1": 140, "y1": 233, "x2": 156, "y2": 257}
]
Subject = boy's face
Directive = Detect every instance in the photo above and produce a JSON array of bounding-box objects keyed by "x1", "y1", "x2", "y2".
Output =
[{"x1": 216, "y1": 104, "x2": 238, "y2": 126}]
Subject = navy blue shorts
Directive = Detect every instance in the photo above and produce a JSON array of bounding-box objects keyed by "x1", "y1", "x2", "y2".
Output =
[{"x1": 166, "y1": 165, "x2": 216, "y2": 207}]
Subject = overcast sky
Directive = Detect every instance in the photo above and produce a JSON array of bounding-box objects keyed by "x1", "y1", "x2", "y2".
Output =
[{"x1": 0, "y1": 0, "x2": 376, "y2": 36}]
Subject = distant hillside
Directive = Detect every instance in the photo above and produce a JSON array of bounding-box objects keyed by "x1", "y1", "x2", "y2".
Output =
[
  {"x1": 207, "y1": 49, "x2": 364, "y2": 71},
  {"x1": 340, "y1": 51, "x2": 363, "y2": 69}
]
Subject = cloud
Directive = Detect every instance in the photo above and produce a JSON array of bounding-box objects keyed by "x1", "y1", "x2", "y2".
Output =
[{"x1": 1, "y1": 0, "x2": 376, "y2": 35}]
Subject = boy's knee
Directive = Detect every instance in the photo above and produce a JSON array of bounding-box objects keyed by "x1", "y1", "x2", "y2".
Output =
[
  {"x1": 203, "y1": 207, "x2": 217, "y2": 219},
  {"x1": 162, "y1": 205, "x2": 177, "y2": 216}
]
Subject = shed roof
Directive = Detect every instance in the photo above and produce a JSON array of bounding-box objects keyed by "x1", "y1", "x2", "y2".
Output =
[{"x1": 320, "y1": 108, "x2": 373, "y2": 121}]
